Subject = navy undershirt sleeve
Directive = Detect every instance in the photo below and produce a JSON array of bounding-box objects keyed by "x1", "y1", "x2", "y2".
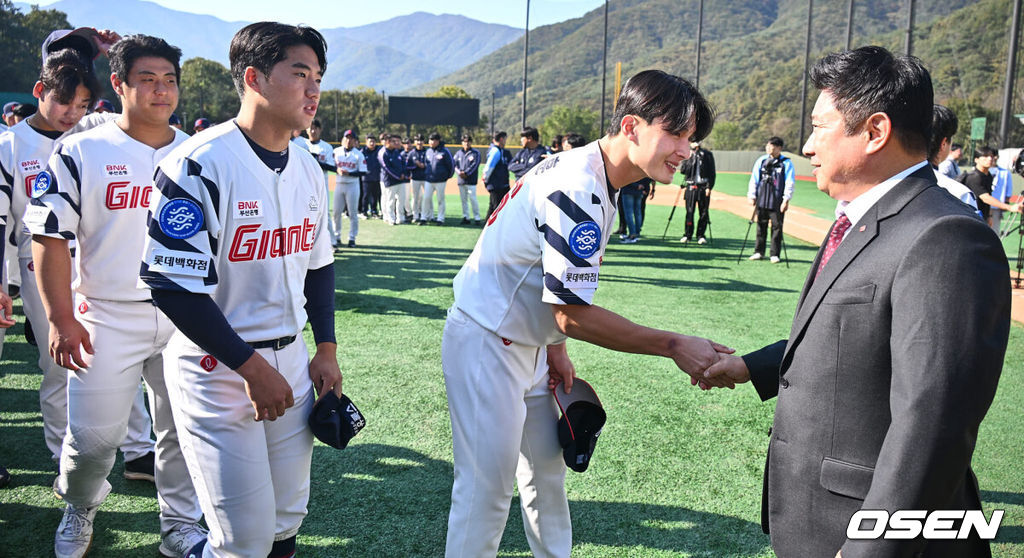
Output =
[
  {"x1": 304, "y1": 263, "x2": 336, "y2": 345},
  {"x1": 152, "y1": 290, "x2": 255, "y2": 369}
]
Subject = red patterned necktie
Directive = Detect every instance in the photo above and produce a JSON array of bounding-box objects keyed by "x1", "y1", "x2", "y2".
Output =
[{"x1": 816, "y1": 214, "x2": 852, "y2": 278}]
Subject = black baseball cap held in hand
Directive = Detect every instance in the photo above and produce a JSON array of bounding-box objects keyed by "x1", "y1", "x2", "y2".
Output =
[
  {"x1": 308, "y1": 392, "x2": 365, "y2": 450},
  {"x1": 553, "y1": 379, "x2": 606, "y2": 473}
]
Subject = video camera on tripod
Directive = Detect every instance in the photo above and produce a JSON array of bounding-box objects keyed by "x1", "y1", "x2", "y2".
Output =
[{"x1": 1008, "y1": 151, "x2": 1024, "y2": 288}]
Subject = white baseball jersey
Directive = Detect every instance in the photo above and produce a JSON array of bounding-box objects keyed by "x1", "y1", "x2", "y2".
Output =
[
  {"x1": 140, "y1": 121, "x2": 334, "y2": 341},
  {"x1": 24, "y1": 121, "x2": 189, "y2": 301},
  {"x1": 453, "y1": 140, "x2": 617, "y2": 347},
  {"x1": 301, "y1": 137, "x2": 334, "y2": 186},
  {"x1": 332, "y1": 145, "x2": 366, "y2": 186},
  {"x1": 0, "y1": 113, "x2": 117, "y2": 259}
]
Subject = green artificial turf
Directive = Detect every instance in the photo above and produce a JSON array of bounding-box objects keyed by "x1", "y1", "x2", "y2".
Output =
[{"x1": 1, "y1": 196, "x2": 1020, "y2": 557}]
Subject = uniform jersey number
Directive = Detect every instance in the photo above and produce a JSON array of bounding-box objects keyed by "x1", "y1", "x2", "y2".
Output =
[{"x1": 486, "y1": 179, "x2": 525, "y2": 226}]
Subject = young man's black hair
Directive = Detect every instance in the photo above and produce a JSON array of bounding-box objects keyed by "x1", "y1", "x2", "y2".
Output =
[
  {"x1": 767, "y1": 136, "x2": 784, "y2": 148},
  {"x1": 810, "y1": 45, "x2": 932, "y2": 154},
  {"x1": 461, "y1": 133, "x2": 472, "y2": 142},
  {"x1": 429, "y1": 132, "x2": 441, "y2": 141},
  {"x1": 520, "y1": 126, "x2": 539, "y2": 142},
  {"x1": 609, "y1": 69, "x2": 714, "y2": 142},
  {"x1": 108, "y1": 34, "x2": 182, "y2": 84},
  {"x1": 39, "y1": 48, "x2": 103, "y2": 106},
  {"x1": 975, "y1": 145, "x2": 997, "y2": 159},
  {"x1": 228, "y1": 22, "x2": 327, "y2": 99},
  {"x1": 310, "y1": 119, "x2": 322, "y2": 128},
  {"x1": 564, "y1": 133, "x2": 586, "y2": 148},
  {"x1": 12, "y1": 103, "x2": 37, "y2": 119},
  {"x1": 493, "y1": 131, "x2": 507, "y2": 142},
  {"x1": 928, "y1": 104, "x2": 958, "y2": 162}
]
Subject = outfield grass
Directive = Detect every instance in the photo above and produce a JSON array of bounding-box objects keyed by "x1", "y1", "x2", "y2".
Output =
[{"x1": 1, "y1": 197, "x2": 1021, "y2": 557}]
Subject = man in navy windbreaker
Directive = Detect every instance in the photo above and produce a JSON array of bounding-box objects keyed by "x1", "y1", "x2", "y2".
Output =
[
  {"x1": 453, "y1": 134, "x2": 481, "y2": 225},
  {"x1": 423, "y1": 132, "x2": 455, "y2": 225}
]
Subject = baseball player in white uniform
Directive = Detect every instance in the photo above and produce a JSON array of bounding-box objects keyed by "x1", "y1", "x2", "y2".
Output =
[
  {"x1": 0, "y1": 37, "x2": 154, "y2": 468},
  {"x1": 443, "y1": 70, "x2": 732, "y2": 557},
  {"x1": 299, "y1": 119, "x2": 338, "y2": 244},
  {"x1": 332, "y1": 130, "x2": 366, "y2": 246},
  {"x1": 139, "y1": 23, "x2": 342, "y2": 558},
  {"x1": 26, "y1": 35, "x2": 206, "y2": 558}
]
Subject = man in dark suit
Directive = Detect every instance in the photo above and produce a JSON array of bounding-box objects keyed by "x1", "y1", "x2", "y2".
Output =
[{"x1": 706, "y1": 46, "x2": 1010, "y2": 558}]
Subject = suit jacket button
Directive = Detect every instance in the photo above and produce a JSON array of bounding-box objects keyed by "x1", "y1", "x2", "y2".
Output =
[{"x1": 780, "y1": 378, "x2": 790, "y2": 388}]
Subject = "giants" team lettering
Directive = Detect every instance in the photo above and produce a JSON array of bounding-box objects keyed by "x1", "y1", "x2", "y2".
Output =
[
  {"x1": 228, "y1": 218, "x2": 316, "y2": 262},
  {"x1": 106, "y1": 181, "x2": 152, "y2": 209}
]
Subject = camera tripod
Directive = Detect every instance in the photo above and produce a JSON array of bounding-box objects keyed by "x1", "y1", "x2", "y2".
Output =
[
  {"x1": 736, "y1": 207, "x2": 790, "y2": 268},
  {"x1": 661, "y1": 183, "x2": 714, "y2": 245}
]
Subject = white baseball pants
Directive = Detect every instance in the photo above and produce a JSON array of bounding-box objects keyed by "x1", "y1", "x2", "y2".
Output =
[
  {"x1": 164, "y1": 333, "x2": 314, "y2": 558},
  {"x1": 55, "y1": 296, "x2": 201, "y2": 535},
  {"x1": 20, "y1": 256, "x2": 153, "y2": 461},
  {"x1": 423, "y1": 181, "x2": 447, "y2": 222},
  {"x1": 442, "y1": 307, "x2": 571, "y2": 558},
  {"x1": 333, "y1": 178, "x2": 360, "y2": 241},
  {"x1": 458, "y1": 184, "x2": 481, "y2": 221},
  {"x1": 408, "y1": 179, "x2": 425, "y2": 221}
]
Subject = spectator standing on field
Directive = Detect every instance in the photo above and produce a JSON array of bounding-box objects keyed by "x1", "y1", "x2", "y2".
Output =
[
  {"x1": 361, "y1": 134, "x2": 382, "y2": 218},
  {"x1": 938, "y1": 142, "x2": 962, "y2": 180},
  {"x1": 406, "y1": 135, "x2": 428, "y2": 224},
  {"x1": 508, "y1": 126, "x2": 548, "y2": 180},
  {"x1": 678, "y1": 141, "x2": 716, "y2": 244},
  {"x1": 746, "y1": 136, "x2": 795, "y2": 264},
  {"x1": 453, "y1": 134, "x2": 481, "y2": 225},
  {"x1": 423, "y1": 132, "x2": 454, "y2": 225},
  {"x1": 482, "y1": 131, "x2": 511, "y2": 220}
]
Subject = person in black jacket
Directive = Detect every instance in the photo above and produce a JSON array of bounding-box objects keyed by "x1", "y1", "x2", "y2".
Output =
[
  {"x1": 360, "y1": 134, "x2": 382, "y2": 218},
  {"x1": 678, "y1": 141, "x2": 716, "y2": 244},
  {"x1": 453, "y1": 134, "x2": 481, "y2": 224},
  {"x1": 507, "y1": 126, "x2": 548, "y2": 180},
  {"x1": 482, "y1": 131, "x2": 511, "y2": 220}
]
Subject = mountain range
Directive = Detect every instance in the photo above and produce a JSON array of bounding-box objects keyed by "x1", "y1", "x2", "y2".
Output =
[
  {"x1": 410, "y1": 0, "x2": 1003, "y2": 146},
  {"x1": 13, "y1": 0, "x2": 523, "y2": 92}
]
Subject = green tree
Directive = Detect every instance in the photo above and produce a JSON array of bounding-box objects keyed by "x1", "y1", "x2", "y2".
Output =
[
  {"x1": 705, "y1": 121, "x2": 745, "y2": 150},
  {"x1": 0, "y1": 1, "x2": 72, "y2": 93},
  {"x1": 541, "y1": 105, "x2": 599, "y2": 146},
  {"x1": 178, "y1": 58, "x2": 239, "y2": 131},
  {"x1": 428, "y1": 85, "x2": 471, "y2": 99}
]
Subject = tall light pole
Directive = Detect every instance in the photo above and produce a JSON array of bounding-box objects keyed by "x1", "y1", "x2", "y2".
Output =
[
  {"x1": 798, "y1": 0, "x2": 814, "y2": 151},
  {"x1": 695, "y1": 0, "x2": 704, "y2": 90},
  {"x1": 600, "y1": 0, "x2": 609, "y2": 134},
  {"x1": 845, "y1": 0, "x2": 855, "y2": 50},
  {"x1": 904, "y1": 0, "x2": 915, "y2": 56},
  {"x1": 521, "y1": 0, "x2": 530, "y2": 130},
  {"x1": 1000, "y1": 0, "x2": 1022, "y2": 148}
]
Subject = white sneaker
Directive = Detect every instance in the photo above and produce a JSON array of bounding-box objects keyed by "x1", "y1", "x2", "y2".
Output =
[
  {"x1": 160, "y1": 523, "x2": 209, "y2": 557},
  {"x1": 55, "y1": 504, "x2": 99, "y2": 558},
  {"x1": 749, "y1": 252, "x2": 763, "y2": 261},
  {"x1": 679, "y1": 236, "x2": 689, "y2": 243},
  {"x1": 697, "y1": 237, "x2": 707, "y2": 245},
  {"x1": 770, "y1": 256, "x2": 781, "y2": 264}
]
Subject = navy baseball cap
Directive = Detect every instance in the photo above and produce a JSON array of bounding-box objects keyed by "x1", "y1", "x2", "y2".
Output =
[
  {"x1": 41, "y1": 27, "x2": 100, "y2": 65},
  {"x1": 94, "y1": 99, "x2": 114, "y2": 112},
  {"x1": 553, "y1": 379, "x2": 606, "y2": 473},
  {"x1": 2, "y1": 102, "x2": 17, "y2": 118},
  {"x1": 194, "y1": 118, "x2": 211, "y2": 129},
  {"x1": 343, "y1": 129, "x2": 356, "y2": 138},
  {"x1": 169, "y1": 113, "x2": 181, "y2": 126},
  {"x1": 308, "y1": 392, "x2": 365, "y2": 450}
]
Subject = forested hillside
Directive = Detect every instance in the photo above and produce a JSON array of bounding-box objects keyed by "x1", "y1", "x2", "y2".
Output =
[{"x1": 413, "y1": 0, "x2": 1019, "y2": 150}]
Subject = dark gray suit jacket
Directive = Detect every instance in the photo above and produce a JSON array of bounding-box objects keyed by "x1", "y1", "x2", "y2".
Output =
[{"x1": 743, "y1": 166, "x2": 1010, "y2": 558}]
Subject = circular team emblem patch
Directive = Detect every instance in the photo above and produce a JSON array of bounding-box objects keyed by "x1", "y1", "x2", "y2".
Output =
[
  {"x1": 78, "y1": 302, "x2": 88, "y2": 314},
  {"x1": 27, "y1": 261, "x2": 34, "y2": 272},
  {"x1": 158, "y1": 198, "x2": 204, "y2": 239},
  {"x1": 31, "y1": 171, "x2": 52, "y2": 198},
  {"x1": 200, "y1": 355, "x2": 217, "y2": 371},
  {"x1": 568, "y1": 221, "x2": 601, "y2": 259}
]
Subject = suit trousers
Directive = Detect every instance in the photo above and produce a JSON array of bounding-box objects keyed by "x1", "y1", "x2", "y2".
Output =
[
  {"x1": 754, "y1": 208, "x2": 785, "y2": 257},
  {"x1": 442, "y1": 307, "x2": 571, "y2": 558},
  {"x1": 683, "y1": 186, "x2": 710, "y2": 239},
  {"x1": 19, "y1": 256, "x2": 153, "y2": 461},
  {"x1": 56, "y1": 296, "x2": 201, "y2": 536},
  {"x1": 486, "y1": 186, "x2": 510, "y2": 221}
]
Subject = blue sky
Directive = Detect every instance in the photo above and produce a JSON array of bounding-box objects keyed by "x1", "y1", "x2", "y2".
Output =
[{"x1": 30, "y1": 0, "x2": 607, "y2": 28}]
